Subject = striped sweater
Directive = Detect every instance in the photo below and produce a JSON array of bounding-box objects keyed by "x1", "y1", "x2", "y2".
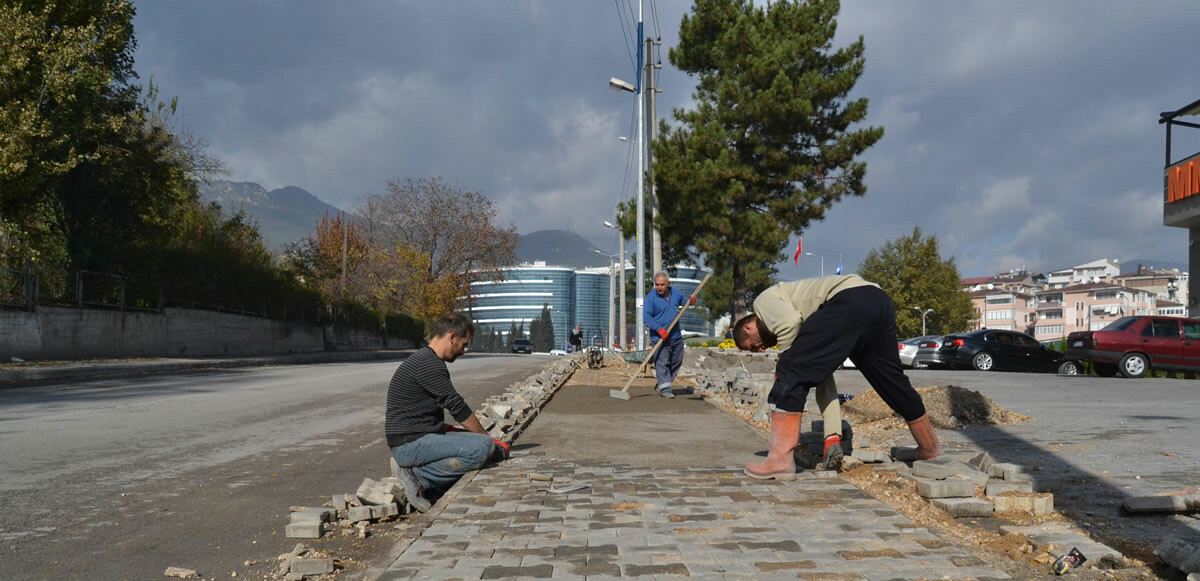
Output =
[{"x1": 385, "y1": 347, "x2": 473, "y2": 447}]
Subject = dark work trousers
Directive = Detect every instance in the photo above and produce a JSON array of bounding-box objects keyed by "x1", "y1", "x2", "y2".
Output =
[{"x1": 769, "y1": 286, "x2": 927, "y2": 421}]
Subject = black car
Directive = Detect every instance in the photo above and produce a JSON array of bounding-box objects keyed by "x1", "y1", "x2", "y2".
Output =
[
  {"x1": 937, "y1": 329, "x2": 1064, "y2": 372},
  {"x1": 511, "y1": 339, "x2": 533, "y2": 354}
]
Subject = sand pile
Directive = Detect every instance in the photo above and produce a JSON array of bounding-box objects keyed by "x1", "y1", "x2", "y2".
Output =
[{"x1": 843, "y1": 385, "x2": 1031, "y2": 429}]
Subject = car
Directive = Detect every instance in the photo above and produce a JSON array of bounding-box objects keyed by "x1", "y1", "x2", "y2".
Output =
[
  {"x1": 511, "y1": 339, "x2": 533, "y2": 354},
  {"x1": 898, "y1": 335, "x2": 936, "y2": 368},
  {"x1": 936, "y1": 329, "x2": 1064, "y2": 372},
  {"x1": 549, "y1": 348, "x2": 568, "y2": 356},
  {"x1": 1063, "y1": 315, "x2": 1200, "y2": 378},
  {"x1": 912, "y1": 336, "x2": 948, "y2": 368}
]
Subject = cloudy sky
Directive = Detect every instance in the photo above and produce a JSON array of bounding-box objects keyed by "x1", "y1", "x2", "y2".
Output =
[{"x1": 132, "y1": 1, "x2": 1200, "y2": 279}]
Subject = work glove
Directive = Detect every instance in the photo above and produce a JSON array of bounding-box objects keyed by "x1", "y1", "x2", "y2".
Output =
[
  {"x1": 490, "y1": 437, "x2": 511, "y2": 460},
  {"x1": 657, "y1": 328, "x2": 669, "y2": 339},
  {"x1": 688, "y1": 296, "x2": 696, "y2": 306}
]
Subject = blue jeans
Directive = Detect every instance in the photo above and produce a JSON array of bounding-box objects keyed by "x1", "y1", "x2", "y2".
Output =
[
  {"x1": 390, "y1": 432, "x2": 494, "y2": 493},
  {"x1": 652, "y1": 337, "x2": 684, "y2": 391}
]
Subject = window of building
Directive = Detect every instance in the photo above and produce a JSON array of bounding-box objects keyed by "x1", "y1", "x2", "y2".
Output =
[
  {"x1": 986, "y1": 309, "x2": 1013, "y2": 320},
  {"x1": 1042, "y1": 309, "x2": 1063, "y2": 319},
  {"x1": 1094, "y1": 290, "x2": 1119, "y2": 300},
  {"x1": 1037, "y1": 325, "x2": 1064, "y2": 336},
  {"x1": 986, "y1": 296, "x2": 1014, "y2": 305}
]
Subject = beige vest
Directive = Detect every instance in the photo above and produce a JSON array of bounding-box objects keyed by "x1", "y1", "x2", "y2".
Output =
[{"x1": 752, "y1": 274, "x2": 878, "y2": 351}]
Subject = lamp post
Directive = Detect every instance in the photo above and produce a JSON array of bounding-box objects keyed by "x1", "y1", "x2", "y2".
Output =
[
  {"x1": 603, "y1": 221, "x2": 627, "y2": 349},
  {"x1": 609, "y1": 0, "x2": 646, "y2": 349},
  {"x1": 594, "y1": 249, "x2": 621, "y2": 349},
  {"x1": 913, "y1": 307, "x2": 934, "y2": 336},
  {"x1": 805, "y1": 252, "x2": 824, "y2": 277}
]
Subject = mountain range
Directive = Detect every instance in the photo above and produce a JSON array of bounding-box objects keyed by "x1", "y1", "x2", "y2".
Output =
[
  {"x1": 197, "y1": 180, "x2": 607, "y2": 266},
  {"x1": 197, "y1": 180, "x2": 348, "y2": 251}
]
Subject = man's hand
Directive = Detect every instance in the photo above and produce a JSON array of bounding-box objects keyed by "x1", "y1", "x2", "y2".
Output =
[
  {"x1": 657, "y1": 328, "x2": 669, "y2": 339},
  {"x1": 688, "y1": 296, "x2": 696, "y2": 306}
]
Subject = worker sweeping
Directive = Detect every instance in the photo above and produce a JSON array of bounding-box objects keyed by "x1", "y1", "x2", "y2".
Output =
[
  {"x1": 733, "y1": 274, "x2": 942, "y2": 480},
  {"x1": 643, "y1": 272, "x2": 694, "y2": 399}
]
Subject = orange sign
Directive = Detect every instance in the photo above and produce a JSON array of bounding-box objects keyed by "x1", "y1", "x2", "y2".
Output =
[{"x1": 1168, "y1": 156, "x2": 1200, "y2": 202}]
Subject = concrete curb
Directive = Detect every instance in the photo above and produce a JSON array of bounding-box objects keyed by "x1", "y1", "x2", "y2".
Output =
[{"x1": 0, "y1": 349, "x2": 418, "y2": 385}]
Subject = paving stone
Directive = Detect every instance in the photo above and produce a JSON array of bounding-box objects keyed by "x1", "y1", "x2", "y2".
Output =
[
  {"x1": 850, "y1": 449, "x2": 889, "y2": 463},
  {"x1": 931, "y1": 498, "x2": 993, "y2": 518},
  {"x1": 911, "y1": 458, "x2": 975, "y2": 480},
  {"x1": 915, "y1": 477, "x2": 975, "y2": 499},
  {"x1": 992, "y1": 493, "x2": 1053, "y2": 516},
  {"x1": 966, "y1": 451, "x2": 994, "y2": 474},
  {"x1": 284, "y1": 522, "x2": 323, "y2": 539},
  {"x1": 289, "y1": 558, "x2": 333, "y2": 576},
  {"x1": 289, "y1": 507, "x2": 335, "y2": 524},
  {"x1": 985, "y1": 480, "x2": 1033, "y2": 496},
  {"x1": 890, "y1": 446, "x2": 917, "y2": 462}
]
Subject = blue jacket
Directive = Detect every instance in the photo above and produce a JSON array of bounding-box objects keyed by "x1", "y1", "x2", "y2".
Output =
[{"x1": 644, "y1": 287, "x2": 686, "y2": 343}]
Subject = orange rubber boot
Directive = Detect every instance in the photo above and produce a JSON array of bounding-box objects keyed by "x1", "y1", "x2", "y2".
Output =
[{"x1": 745, "y1": 411, "x2": 802, "y2": 480}]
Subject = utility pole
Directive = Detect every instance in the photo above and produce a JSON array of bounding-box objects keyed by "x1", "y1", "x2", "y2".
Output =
[
  {"x1": 646, "y1": 35, "x2": 663, "y2": 278},
  {"x1": 340, "y1": 213, "x2": 348, "y2": 293},
  {"x1": 634, "y1": 0, "x2": 646, "y2": 351}
]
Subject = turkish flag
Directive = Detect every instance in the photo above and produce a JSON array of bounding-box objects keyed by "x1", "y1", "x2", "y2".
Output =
[{"x1": 793, "y1": 237, "x2": 803, "y2": 266}]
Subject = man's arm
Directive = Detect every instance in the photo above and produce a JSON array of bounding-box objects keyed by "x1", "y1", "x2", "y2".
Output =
[{"x1": 458, "y1": 413, "x2": 487, "y2": 435}]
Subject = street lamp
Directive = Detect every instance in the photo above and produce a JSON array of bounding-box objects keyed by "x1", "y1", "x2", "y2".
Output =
[
  {"x1": 610, "y1": 62, "x2": 646, "y2": 349},
  {"x1": 805, "y1": 252, "x2": 824, "y2": 277},
  {"x1": 594, "y1": 249, "x2": 621, "y2": 349},
  {"x1": 603, "y1": 221, "x2": 628, "y2": 350},
  {"x1": 913, "y1": 307, "x2": 934, "y2": 336}
]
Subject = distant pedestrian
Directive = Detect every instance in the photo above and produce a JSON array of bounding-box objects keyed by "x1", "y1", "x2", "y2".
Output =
[
  {"x1": 644, "y1": 272, "x2": 693, "y2": 399},
  {"x1": 385, "y1": 312, "x2": 509, "y2": 512},
  {"x1": 734, "y1": 275, "x2": 942, "y2": 479},
  {"x1": 569, "y1": 324, "x2": 583, "y2": 353}
]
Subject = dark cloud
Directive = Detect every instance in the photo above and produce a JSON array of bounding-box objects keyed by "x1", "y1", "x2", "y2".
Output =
[{"x1": 132, "y1": 0, "x2": 1200, "y2": 279}]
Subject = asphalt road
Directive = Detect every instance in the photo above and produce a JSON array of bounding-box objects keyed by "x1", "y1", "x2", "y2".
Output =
[
  {"x1": 0, "y1": 353, "x2": 549, "y2": 581},
  {"x1": 836, "y1": 367, "x2": 1200, "y2": 552}
]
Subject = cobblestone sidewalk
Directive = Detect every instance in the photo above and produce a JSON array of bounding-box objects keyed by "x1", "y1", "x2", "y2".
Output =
[{"x1": 380, "y1": 454, "x2": 1010, "y2": 580}]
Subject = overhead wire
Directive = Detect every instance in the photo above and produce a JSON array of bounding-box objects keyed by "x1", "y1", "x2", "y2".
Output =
[{"x1": 612, "y1": 0, "x2": 636, "y2": 71}]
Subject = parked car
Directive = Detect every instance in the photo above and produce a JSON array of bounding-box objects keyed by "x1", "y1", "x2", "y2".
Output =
[
  {"x1": 899, "y1": 335, "x2": 936, "y2": 368},
  {"x1": 912, "y1": 336, "x2": 948, "y2": 368},
  {"x1": 549, "y1": 348, "x2": 568, "y2": 356},
  {"x1": 1063, "y1": 315, "x2": 1200, "y2": 378},
  {"x1": 511, "y1": 339, "x2": 533, "y2": 354},
  {"x1": 937, "y1": 329, "x2": 1064, "y2": 372}
]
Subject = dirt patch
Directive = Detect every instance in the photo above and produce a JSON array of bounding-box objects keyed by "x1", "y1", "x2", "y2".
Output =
[{"x1": 844, "y1": 384, "x2": 1031, "y2": 429}]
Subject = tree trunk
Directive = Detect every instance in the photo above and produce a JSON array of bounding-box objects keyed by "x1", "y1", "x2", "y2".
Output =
[{"x1": 731, "y1": 256, "x2": 748, "y2": 321}]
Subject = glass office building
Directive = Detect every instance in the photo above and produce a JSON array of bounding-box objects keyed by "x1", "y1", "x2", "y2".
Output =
[{"x1": 466, "y1": 261, "x2": 713, "y2": 351}]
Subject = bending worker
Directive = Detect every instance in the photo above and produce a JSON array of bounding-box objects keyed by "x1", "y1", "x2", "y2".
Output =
[
  {"x1": 385, "y1": 312, "x2": 509, "y2": 512},
  {"x1": 734, "y1": 274, "x2": 942, "y2": 479},
  {"x1": 643, "y1": 272, "x2": 693, "y2": 399}
]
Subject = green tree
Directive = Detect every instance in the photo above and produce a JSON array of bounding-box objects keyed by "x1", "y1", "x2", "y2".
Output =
[
  {"x1": 857, "y1": 227, "x2": 975, "y2": 337},
  {"x1": 529, "y1": 304, "x2": 555, "y2": 352},
  {"x1": 644, "y1": 0, "x2": 882, "y2": 319}
]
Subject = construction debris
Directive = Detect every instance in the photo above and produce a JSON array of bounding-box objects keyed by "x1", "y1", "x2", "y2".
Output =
[{"x1": 163, "y1": 567, "x2": 198, "y2": 578}]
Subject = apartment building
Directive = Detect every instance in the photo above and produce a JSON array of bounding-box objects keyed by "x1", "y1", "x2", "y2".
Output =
[{"x1": 962, "y1": 258, "x2": 1185, "y2": 342}]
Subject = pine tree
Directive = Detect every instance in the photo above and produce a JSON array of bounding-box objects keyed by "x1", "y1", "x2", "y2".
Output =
[
  {"x1": 645, "y1": 0, "x2": 883, "y2": 319},
  {"x1": 857, "y1": 227, "x2": 975, "y2": 337}
]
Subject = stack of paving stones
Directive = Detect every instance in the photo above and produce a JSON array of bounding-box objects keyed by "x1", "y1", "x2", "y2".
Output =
[
  {"x1": 286, "y1": 477, "x2": 410, "y2": 540},
  {"x1": 1155, "y1": 537, "x2": 1200, "y2": 579},
  {"x1": 380, "y1": 454, "x2": 1012, "y2": 580},
  {"x1": 475, "y1": 358, "x2": 579, "y2": 441}
]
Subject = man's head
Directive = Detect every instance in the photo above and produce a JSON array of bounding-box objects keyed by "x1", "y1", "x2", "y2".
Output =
[
  {"x1": 732, "y1": 313, "x2": 777, "y2": 352},
  {"x1": 653, "y1": 272, "x2": 670, "y2": 296},
  {"x1": 428, "y1": 312, "x2": 474, "y2": 362}
]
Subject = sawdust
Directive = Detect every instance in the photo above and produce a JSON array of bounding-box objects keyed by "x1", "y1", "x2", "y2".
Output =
[{"x1": 843, "y1": 384, "x2": 1032, "y2": 429}]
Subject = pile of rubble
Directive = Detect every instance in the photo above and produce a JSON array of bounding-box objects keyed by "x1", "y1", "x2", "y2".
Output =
[{"x1": 475, "y1": 357, "x2": 578, "y2": 440}]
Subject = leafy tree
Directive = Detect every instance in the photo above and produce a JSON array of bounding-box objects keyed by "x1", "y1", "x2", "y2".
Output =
[
  {"x1": 356, "y1": 177, "x2": 518, "y2": 320},
  {"x1": 643, "y1": 0, "x2": 882, "y2": 319},
  {"x1": 857, "y1": 227, "x2": 975, "y2": 337}
]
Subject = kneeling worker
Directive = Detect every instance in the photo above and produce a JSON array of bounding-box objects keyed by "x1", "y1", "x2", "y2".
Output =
[
  {"x1": 385, "y1": 312, "x2": 509, "y2": 512},
  {"x1": 734, "y1": 274, "x2": 941, "y2": 479}
]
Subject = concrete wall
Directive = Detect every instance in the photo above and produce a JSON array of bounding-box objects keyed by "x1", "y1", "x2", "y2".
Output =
[{"x1": 0, "y1": 306, "x2": 408, "y2": 361}]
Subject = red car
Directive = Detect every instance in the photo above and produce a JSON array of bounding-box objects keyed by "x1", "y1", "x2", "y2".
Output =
[{"x1": 1063, "y1": 316, "x2": 1200, "y2": 378}]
